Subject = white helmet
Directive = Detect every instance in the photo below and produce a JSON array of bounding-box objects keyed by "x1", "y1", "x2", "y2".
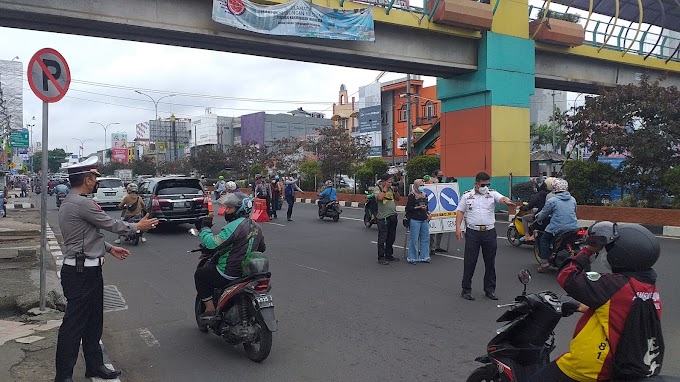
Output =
[
  {"x1": 544, "y1": 177, "x2": 556, "y2": 191},
  {"x1": 552, "y1": 178, "x2": 569, "y2": 193},
  {"x1": 226, "y1": 181, "x2": 237, "y2": 191},
  {"x1": 127, "y1": 183, "x2": 138, "y2": 193}
]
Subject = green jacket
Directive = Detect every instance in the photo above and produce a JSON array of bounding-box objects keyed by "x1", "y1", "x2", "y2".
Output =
[{"x1": 199, "y1": 217, "x2": 266, "y2": 277}]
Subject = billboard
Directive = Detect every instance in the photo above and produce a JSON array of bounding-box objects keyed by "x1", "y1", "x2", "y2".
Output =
[
  {"x1": 111, "y1": 132, "x2": 128, "y2": 149},
  {"x1": 357, "y1": 82, "x2": 382, "y2": 157},
  {"x1": 111, "y1": 148, "x2": 129, "y2": 163}
]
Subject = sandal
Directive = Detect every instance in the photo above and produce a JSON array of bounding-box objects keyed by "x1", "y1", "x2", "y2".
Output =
[{"x1": 537, "y1": 263, "x2": 551, "y2": 273}]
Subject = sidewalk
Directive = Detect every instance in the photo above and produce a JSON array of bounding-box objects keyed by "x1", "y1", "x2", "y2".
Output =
[{"x1": 0, "y1": 190, "x2": 66, "y2": 382}]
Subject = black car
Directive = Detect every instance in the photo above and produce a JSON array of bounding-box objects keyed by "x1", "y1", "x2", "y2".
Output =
[{"x1": 138, "y1": 177, "x2": 209, "y2": 229}]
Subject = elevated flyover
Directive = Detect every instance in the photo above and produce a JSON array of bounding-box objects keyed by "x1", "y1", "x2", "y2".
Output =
[{"x1": 1, "y1": 0, "x2": 680, "y2": 91}]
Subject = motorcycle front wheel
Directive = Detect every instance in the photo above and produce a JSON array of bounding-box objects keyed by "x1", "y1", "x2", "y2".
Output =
[
  {"x1": 194, "y1": 295, "x2": 209, "y2": 333},
  {"x1": 333, "y1": 213, "x2": 340, "y2": 222},
  {"x1": 533, "y1": 240, "x2": 542, "y2": 264},
  {"x1": 364, "y1": 212, "x2": 373, "y2": 228},
  {"x1": 466, "y1": 365, "x2": 500, "y2": 382},
  {"x1": 243, "y1": 314, "x2": 272, "y2": 362},
  {"x1": 507, "y1": 225, "x2": 521, "y2": 247}
]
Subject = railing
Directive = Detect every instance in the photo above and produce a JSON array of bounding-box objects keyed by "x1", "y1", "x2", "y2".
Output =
[{"x1": 529, "y1": 6, "x2": 680, "y2": 63}]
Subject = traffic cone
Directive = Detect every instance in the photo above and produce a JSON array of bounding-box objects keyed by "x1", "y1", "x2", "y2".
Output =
[{"x1": 207, "y1": 195, "x2": 213, "y2": 213}]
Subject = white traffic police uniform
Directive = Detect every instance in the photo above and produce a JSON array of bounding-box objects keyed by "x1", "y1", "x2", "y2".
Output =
[{"x1": 456, "y1": 189, "x2": 504, "y2": 231}]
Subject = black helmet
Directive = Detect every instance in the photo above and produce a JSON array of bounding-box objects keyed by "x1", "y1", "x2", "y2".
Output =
[
  {"x1": 603, "y1": 223, "x2": 660, "y2": 272},
  {"x1": 587, "y1": 221, "x2": 620, "y2": 248}
]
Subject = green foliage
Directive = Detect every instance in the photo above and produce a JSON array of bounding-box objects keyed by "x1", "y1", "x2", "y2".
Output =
[
  {"x1": 511, "y1": 182, "x2": 536, "y2": 202},
  {"x1": 130, "y1": 157, "x2": 156, "y2": 176},
  {"x1": 266, "y1": 137, "x2": 304, "y2": 174},
  {"x1": 156, "y1": 158, "x2": 191, "y2": 176},
  {"x1": 217, "y1": 170, "x2": 230, "y2": 179},
  {"x1": 307, "y1": 126, "x2": 369, "y2": 180},
  {"x1": 364, "y1": 157, "x2": 389, "y2": 177},
  {"x1": 537, "y1": 9, "x2": 580, "y2": 22},
  {"x1": 99, "y1": 161, "x2": 128, "y2": 176},
  {"x1": 566, "y1": 76, "x2": 680, "y2": 205},
  {"x1": 190, "y1": 147, "x2": 227, "y2": 178},
  {"x1": 32, "y1": 148, "x2": 70, "y2": 173},
  {"x1": 405, "y1": 155, "x2": 440, "y2": 183},
  {"x1": 354, "y1": 158, "x2": 389, "y2": 193},
  {"x1": 663, "y1": 167, "x2": 680, "y2": 208},
  {"x1": 223, "y1": 142, "x2": 267, "y2": 180},
  {"x1": 562, "y1": 160, "x2": 618, "y2": 204},
  {"x1": 299, "y1": 159, "x2": 321, "y2": 191},
  {"x1": 249, "y1": 165, "x2": 263, "y2": 177}
]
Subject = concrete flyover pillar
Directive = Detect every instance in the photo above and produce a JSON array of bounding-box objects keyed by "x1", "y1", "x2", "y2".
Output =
[{"x1": 436, "y1": 2, "x2": 535, "y2": 196}]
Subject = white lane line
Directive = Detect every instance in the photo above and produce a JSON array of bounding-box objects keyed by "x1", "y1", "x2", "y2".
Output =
[
  {"x1": 136, "y1": 327, "x2": 160, "y2": 347},
  {"x1": 340, "y1": 216, "x2": 363, "y2": 221},
  {"x1": 271, "y1": 256, "x2": 329, "y2": 273},
  {"x1": 265, "y1": 222, "x2": 286, "y2": 227},
  {"x1": 370, "y1": 241, "x2": 464, "y2": 260}
]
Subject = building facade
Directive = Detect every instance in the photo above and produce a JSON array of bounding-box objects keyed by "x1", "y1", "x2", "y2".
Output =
[
  {"x1": 148, "y1": 116, "x2": 191, "y2": 161},
  {"x1": 0, "y1": 59, "x2": 23, "y2": 132},
  {"x1": 530, "y1": 88, "x2": 568, "y2": 127},
  {"x1": 189, "y1": 109, "x2": 241, "y2": 155},
  {"x1": 331, "y1": 84, "x2": 357, "y2": 133},
  {"x1": 240, "y1": 111, "x2": 332, "y2": 148}
]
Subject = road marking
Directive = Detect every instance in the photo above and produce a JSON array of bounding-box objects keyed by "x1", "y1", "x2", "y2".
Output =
[
  {"x1": 340, "y1": 216, "x2": 363, "y2": 221},
  {"x1": 272, "y1": 256, "x2": 329, "y2": 273},
  {"x1": 136, "y1": 327, "x2": 160, "y2": 347},
  {"x1": 370, "y1": 241, "x2": 464, "y2": 260},
  {"x1": 265, "y1": 222, "x2": 286, "y2": 227}
]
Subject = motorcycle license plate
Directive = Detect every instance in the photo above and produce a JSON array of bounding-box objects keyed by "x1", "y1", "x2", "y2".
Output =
[{"x1": 254, "y1": 295, "x2": 274, "y2": 309}]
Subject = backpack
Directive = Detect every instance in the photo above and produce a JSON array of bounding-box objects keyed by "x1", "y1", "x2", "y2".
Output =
[
  {"x1": 241, "y1": 221, "x2": 269, "y2": 275},
  {"x1": 285, "y1": 183, "x2": 294, "y2": 197},
  {"x1": 612, "y1": 280, "x2": 664, "y2": 380}
]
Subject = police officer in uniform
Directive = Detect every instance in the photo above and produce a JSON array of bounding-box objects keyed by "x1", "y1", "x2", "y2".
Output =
[
  {"x1": 455, "y1": 172, "x2": 515, "y2": 301},
  {"x1": 55, "y1": 157, "x2": 159, "y2": 382}
]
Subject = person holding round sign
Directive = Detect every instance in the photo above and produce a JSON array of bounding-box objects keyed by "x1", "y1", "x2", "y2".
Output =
[{"x1": 455, "y1": 172, "x2": 515, "y2": 301}]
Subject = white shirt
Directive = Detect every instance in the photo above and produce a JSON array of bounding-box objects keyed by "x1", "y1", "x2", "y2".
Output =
[{"x1": 456, "y1": 189, "x2": 504, "y2": 227}]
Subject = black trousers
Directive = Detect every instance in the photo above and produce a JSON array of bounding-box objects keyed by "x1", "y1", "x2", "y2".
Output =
[
  {"x1": 194, "y1": 265, "x2": 235, "y2": 300},
  {"x1": 285, "y1": 194, "x2": 295, "y2": 219},
  {"x1": 377, "y1": 214, "x2": 398, "y2": 259},
  {"x1": 462, "y1": 228, "x2": 498, "y2": 294},
  {"x1": 55, "y1": 265, "x2": 104, "y2": 378},
  {"x1": 271, "y1": 194, "x2": 280, "y2": 217},
  {"x1": 528, "y1": 361, "x2": 578, "y2": 382}
]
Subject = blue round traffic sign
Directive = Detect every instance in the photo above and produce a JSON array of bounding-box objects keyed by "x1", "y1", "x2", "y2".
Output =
[
  {"x1": 424, "y1": 188, "x2": 437, "y2": 212},
  {"x1": 439, "y1": 187, "x2": 459, "y2": 211}
]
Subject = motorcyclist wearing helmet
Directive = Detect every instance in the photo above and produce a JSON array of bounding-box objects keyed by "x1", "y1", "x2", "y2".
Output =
[
  {"x1": 226, "y1": 181, "x2": 238, "y2": 193},
  {"x1": 55, "y1": 179, "x2": 70, "y2": 196},
  {"x1": 317, "y1": 180, "x2": 337, "y2": 213},
  {"x1": 529, "y1": 222, "x2": 663, "y2": 382},
  {"x1": 214, "y1": 175, "x2": 227, "y2": 200},
  {"x1": 534, "y1": 178, "x2": 578, "y2": 272},
  {"x1": 115, "y1": 183, "x2": 146, "y2": 244},
  {"x1": 195, "y1": 193, "x2": 266, "y2": 320},
  {"x1": 519, "y1": 180, "x2": 549, "y2": 242}
]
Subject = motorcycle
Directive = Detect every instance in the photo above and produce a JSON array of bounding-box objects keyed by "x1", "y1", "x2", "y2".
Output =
[
  {"x1": 318, "y1": 198, "x2": 341, "y2": 222},
  {"x1": 533, "y1": 226, "x2": 588, "y2": 270},
  {"x1": 122, "y1": 215, "x2": 143, "y2": 245},
  {"x1": 363, "y1": 191, "x2": 377, "y2": 228},
  {"x1": 507, "y1": 204, "x2": 535, "y2": 247},
  {"x1": 34, "y1": 185, "x2": 41, "y2": 195},
  {"x1": 56, "y1": 192, "x2": 67, "y2": 208},
  {"x1": 48, "y1": 186, "x2": 55, "y2": 196},
  {"x1": 188, "y1": 228, "x2": 277, "y2": 362},
  {"x1": 466, "y1": 269, "x2": 679, "y2": 382}
]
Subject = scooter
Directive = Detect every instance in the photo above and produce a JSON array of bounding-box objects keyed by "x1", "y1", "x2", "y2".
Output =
[
  {"x1": 507, "y1": 204, "x2": 535, "y2": 247},
  {"x1": 363, "y1": 191, "x2": 377, "y2": 228},
  {"x1": 56, "y1": 192, "x2": 67, "y2": 208},
  {"x1": 533, "y1": 226, "x2": 588, "y2": 270},
  {"x1": 318, "y1": 198, "x2": 341, "y2": 222},
  {"x1": 34, "y1": 185, "x2": 41, "y2": 195},
  {"x1": 122, "y1": 215, "x2": 143, "y2": 246},
  {"x1": 47, "y1": 186, "x2": 55, "y2": 196},
  {"x1": 188, "y1": 228, "x2": 277, "y2": 362}
]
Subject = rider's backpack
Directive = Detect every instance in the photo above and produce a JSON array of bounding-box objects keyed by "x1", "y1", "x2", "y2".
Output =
[
  {"x1": 612, "y1": 280, "x2": 664, "y2": 380},
  {"x1": 284, "y1": 183, "x2": 294, "y2": 197}
]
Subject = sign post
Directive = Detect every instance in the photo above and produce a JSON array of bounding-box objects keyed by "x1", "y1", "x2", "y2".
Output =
[
  {"x1": 27, "y1": 48, "x2": 71, "y2": 311},
  {"x1": 424, "y1": 182, "x2": 460, "y2": 234}
]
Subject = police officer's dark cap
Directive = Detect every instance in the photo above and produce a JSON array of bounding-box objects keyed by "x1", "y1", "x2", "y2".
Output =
[{"x1": 65, "y1": 156, "x2": 102, "y2": 177}]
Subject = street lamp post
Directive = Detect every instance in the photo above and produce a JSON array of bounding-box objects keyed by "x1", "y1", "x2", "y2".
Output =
[
  {"x1": 89, "y1": 122, "x2": 120, "y2": 163},
  {"x1": 134, "y1": 91, "x2": 177, "y2": 120},
  {"x1": 71, "y1": 138, "x2": 92, "y2": 161},
  {"x1": 27, "y1": 116, "x2": 35, "y2": 172}
]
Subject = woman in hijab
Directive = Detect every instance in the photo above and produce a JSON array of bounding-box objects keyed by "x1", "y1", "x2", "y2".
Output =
[{"x1": 405, "y1": 179, "x2": 431, "y2": 264}]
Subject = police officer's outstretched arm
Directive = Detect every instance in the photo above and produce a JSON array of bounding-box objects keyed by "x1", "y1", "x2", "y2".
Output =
[{"x1": 80, "y1": 200, "x2": 158, "y2": 235}]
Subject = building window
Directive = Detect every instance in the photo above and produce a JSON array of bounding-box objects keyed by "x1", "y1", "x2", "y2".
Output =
[
  {"x1": 423, "y1": 101, "x2": 438, "y2": 120},
  {"x1": 398, "y1": 104, "x2": 407, "y2": 122},
  {"x1": 341, "y1": 118, "x2": 348, "y2": 130}
]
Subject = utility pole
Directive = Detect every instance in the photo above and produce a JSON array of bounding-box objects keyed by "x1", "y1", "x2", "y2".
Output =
[
  {"x1": 406, "y1": 74, "x2": 412, "y2": 162},
  {"x1": 551, "y1": 91, "x2": 556, "y2": 153}
]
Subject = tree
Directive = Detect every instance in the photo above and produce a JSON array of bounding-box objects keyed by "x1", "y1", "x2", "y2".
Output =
[
  {"x1": 662, "y1": 167, "x2": 680, "y2": 208},
  {"x1": 562, "y1": 160, "x2": 618, "y2": 204},
  {"x1": 225, "y1": 142, "x2": 267, "y2": 180},
  {"x1": 566, "y1": 76, "x2": 680, "y2": 203},
  {"x1": 530, "y1": 108, "x2": 568, "y2": 153},
  {"x1": 307, "y1": 126, "x2": 369, "y2": 180},
  {"x1": 98, "y1": 161, "x2": 128, "y2": 176},
  {"x1": 157, "y1": 158, "x2": 191, "y2": 176},
  {"x1": 190, "y1": 147, "x2": 227, "y2": 177},
  {"x1": 354, "y1": 157, "x2": 389, "y2": 192},
  {"x1": 299, "y1": 159, "x2": 321, "y2": 191},
  {"x1": 266, "y1": 137, "x2": 304, "y2": 175},
  {"x1": 131, "y1": 156, "x2": 156, "y2": 176},
  {"x1": 32, "y1": 148, "x2": 70, "y2": 173},
  {"x1": 405, "y1": 155, "x2": 440, "y2": 182}
]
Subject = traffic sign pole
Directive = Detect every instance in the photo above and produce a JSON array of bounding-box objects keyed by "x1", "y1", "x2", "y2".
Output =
[{"x1": 40, "y1": 102, "x2": 48, "y2": 311}]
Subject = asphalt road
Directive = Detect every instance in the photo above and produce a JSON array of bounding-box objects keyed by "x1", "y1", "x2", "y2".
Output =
[{"x1": 43, "y1": 196, "x2": 680, "y2": 381}]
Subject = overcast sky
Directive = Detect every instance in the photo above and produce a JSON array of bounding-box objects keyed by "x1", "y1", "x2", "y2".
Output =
[{"x1": 1, "y1": 26, "x2": 435, "y2": 156}]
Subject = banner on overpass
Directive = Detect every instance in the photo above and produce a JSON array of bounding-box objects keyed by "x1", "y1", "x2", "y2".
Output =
[{"x1": 212, "y1": 0, "x2": 375, "y2": 41}]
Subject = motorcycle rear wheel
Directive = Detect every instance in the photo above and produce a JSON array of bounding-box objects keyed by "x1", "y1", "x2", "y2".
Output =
[
  {"x1": 132, "y1": 234, "x2": 140, "y2": 246},
  {"x1": 364, "y1": 213, "x2": 373, "y2": 228},
  {"x1": 533, "y1": 241, "x2": 542, "y2": 264},
  {"x1": 466, "y1": 365, "x2": 500, "y2": 382},
  {"x1": 243, "y1": 314, "x2": 272, "y2": 362},
  {"x1": 333, "y1": 214, "x2": 340, "y2": 222},
  {"x1": 507, "y1": 225, "x2": 521, "y2": 247}
]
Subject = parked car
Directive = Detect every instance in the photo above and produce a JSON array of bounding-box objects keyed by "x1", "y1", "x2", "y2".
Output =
[
  {"x1": 92, "y1": 177, "x2": 126, "y2": 208},
  {"x1": 138, "y1": 176, "x2": 209, "y2": 229}
]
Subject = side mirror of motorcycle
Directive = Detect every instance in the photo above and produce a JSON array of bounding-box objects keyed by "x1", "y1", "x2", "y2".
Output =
[
  {"x1": 188, "y1": 228, "x2": 200, "y2": 237},
  {"x1": 518, "y1": 269, "x2": 532, "y2": 296}
]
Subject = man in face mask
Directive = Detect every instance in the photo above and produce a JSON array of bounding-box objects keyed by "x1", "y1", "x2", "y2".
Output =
[{"x1": 454, "y1": 172, "x2": 514, "y2": 301}]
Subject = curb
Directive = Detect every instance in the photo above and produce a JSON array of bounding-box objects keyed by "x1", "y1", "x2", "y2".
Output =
[
  {"x1": 496, "y1": 213, "x2": 680, "y2": 238},
  {"x1": 6, "y1": 203, "x2": 34, "y2": 209}
]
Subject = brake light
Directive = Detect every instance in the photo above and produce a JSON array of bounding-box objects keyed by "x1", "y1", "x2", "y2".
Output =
[
  {"x1": 151, "y1": 196, "x2": 160, "y2": 211},
  {"x1": 253, "y1": 279, "x2": 270, "y2": 293},
  {"x1": 577, "y1": 228, "x2": 588, "y2": 236}
]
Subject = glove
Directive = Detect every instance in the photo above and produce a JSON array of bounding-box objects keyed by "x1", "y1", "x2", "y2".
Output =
[{"x1": 200, "y1": 216, "x2": 214, "y2": 229}]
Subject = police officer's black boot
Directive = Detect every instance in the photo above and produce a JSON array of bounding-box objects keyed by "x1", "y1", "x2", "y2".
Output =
[
  {"x1": 54, "y1": 377, "x2": 73, "y2": 382},
  {"x1": 85, "y1": 365, "x2": 121, "y2": 379}
]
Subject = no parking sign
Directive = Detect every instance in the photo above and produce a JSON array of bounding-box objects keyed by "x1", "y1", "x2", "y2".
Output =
[{"x1": 422, "y1": 183, "x2": 460, "y2": 233}]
